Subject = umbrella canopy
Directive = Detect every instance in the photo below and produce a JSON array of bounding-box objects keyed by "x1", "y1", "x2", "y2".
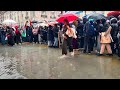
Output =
[
  {"x1": 31, "y1": 20, "x2": 38, "y2": 23},
  {"x1": 56, "y1": 13, "x2": 79, "y2": 23},
  {"x1": 65, "y1": 11, "x2": 83, "y2": 15},
  {"x1": 87, "y1": 13, "x2": 106, "y2": 21},
  {"x1": 110, "y1": 18, "x2": 118, "y2": 23},
  {"x1": 38, "y1": 23, "x2": 48, "y2": 27},
  {"x1": 2, "y1": 19, "x2": 17, "y2": 26},
  {"x1": 107, "y1": 15, "x2": 115, "y2": 20},
  {"x1": 107, "y1": 11, "x2": 120, "y2": 17},
  {"x1": 48, "y1": 21, "x2": 58, "y2": 26}
]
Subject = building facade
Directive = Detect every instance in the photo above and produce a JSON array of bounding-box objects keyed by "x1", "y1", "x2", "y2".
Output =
[
  {"x1": 0, "y1": 11, "x2": 110, "y2": 26},
  {"x1": 0, "y1": 11, "x2": 62, "y2": 26}
]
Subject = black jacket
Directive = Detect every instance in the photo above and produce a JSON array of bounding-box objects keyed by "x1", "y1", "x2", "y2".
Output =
[
  {"x1": 110, "y1": 23, "x2": 119, "y2": 40},
  {"x1": 76, "y1": 23, "x2": 84, "y2": 37},
  {"x1": 0, "y1": 27, "x2": 6, "y2": 35},
  {"x1": 101, "y1": 23, "x2": 110, "y2": 32},
  {"x1": 53, "y1": 27, "x2": 59, "y2": 38},
  {"x1": 95, "y1": 24, "x2": 103, "y2": 36}
]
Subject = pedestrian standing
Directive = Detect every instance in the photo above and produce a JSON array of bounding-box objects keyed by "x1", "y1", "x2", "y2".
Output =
[
  {"x1": 6, "y1": 26, "x2": 15, "y2": 46},
  {"x1": 98, "y1": 18, "x2": 113, "y2": 56},
  {"x1": 110, "y1": 18, "x2": 119, "y2": 54},
  {"x1": 72, "y1": 20, "x2": 78, "y2": 49},
  {"x1": 53, "y1": 24, "x2": 59, "y2": 48},
  {"x1": 14, "y1": 26, "x2": 21, "y2": 45},
  {"x1": 29, "y1": 25, "x2": 34, "y2": 43},
  {"x1": 47, "y1": 25, "x2": 54, "y2": 47},
  {"x1": 95, "y1": 20, "x2": 103, "y2": 53},
  {"x1": 0, "y1": 24, "x2": 6, "y2": 45},
  {"x1": 32, "y1": 26, "x2": 38, "y2": 44},
  {"x1": 117, "y1": 30, "x2": 120, "y2": 57},
  {"x1": 76, "y1": 20, "x2": 84, "y2": 49},
  {"x1": 83, "y1": 19, "x2": 95, "y2": 54},
  {"x1": 117, "y1": 19, "x2": 120, "y2": 57}
]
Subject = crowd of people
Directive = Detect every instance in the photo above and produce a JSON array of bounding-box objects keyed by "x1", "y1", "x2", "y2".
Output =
[
  {"x1": 59, "y1": 15, "x2": 120, "y2": 58},
  {"x1": 0, "y1": 15, "x2": 120, "y2": 59}
]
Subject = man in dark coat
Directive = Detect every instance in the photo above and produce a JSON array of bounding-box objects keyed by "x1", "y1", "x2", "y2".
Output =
[
  {"x1": 7, "y1": 27, "x2": 15, "y2": 46},
  {"x1": 83, "y1": 19, "x2": 95, "y2": 54},
  {"x1": 110, "y1": 18, "x2": 119, "y2": 54},
  {"x1": 0, "y1": 24, "x2": 6, "y2": 45},
  {"x1": 76, "y1": 20, "x2": 84, "y2": 48},
  {"x1": 47, "y1": 25, "x2": 54, "y2": 47},
  {"x1": 117, "y1": 19, "x2": 120, "y2": 57},
  {"x1": 53, "y1": 24, "x2": 59, "y2": 48}
]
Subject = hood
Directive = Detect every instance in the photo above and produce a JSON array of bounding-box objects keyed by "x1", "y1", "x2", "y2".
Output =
[{"x1": 15, "y1": 26, "x2": 18, "y2": 29}]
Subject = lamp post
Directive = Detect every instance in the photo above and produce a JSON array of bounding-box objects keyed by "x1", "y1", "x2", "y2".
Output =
[{"x1": 85, "y1": 11, "x2": 86, "y2": 16}]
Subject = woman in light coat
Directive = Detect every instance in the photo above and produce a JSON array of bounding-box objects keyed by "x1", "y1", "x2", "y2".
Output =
[{"x1": 98, "y1": 18, "x2": 113, "y2": 56}]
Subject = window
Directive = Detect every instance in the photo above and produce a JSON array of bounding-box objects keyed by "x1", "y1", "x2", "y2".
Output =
[
  {"x1": 50, "y1": 11, "x2": 56, "y2": 19},
  {"x1": 18, "y1": 15, "x2": 19, "y2": 22},
  {"x1": 41, "y1": 11, "x2": 47, "y2": 18},
  {"x1": 26, "y1": 11, "x2": 28, "y2": 16},
  {"x1": 33, "y1": 11, "x2": 35, "y2": 17},
  {"x1": 25, "y1": 11, "x2": 29, "y2": 20}
]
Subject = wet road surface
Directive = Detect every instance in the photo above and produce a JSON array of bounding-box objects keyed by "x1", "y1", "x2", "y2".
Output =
[{"x1": 0, "y1": 43, "x2": 120, "y2": 79}]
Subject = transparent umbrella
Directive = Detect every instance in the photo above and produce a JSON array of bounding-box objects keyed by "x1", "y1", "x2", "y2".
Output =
[
  {"x1": 87, "y1": 13, "x2": 106, "y2": 21},
  {"x1": 2, "y1": 19, "x2": 17, "y2": 27},
  {"x1": 39, "y1": 23, "x2": 48, "y2": 27}
]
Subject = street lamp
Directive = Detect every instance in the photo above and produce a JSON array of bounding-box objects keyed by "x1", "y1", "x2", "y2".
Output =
[{"x1": 85, "y1": 11, "x2": 86, "y2": 16}]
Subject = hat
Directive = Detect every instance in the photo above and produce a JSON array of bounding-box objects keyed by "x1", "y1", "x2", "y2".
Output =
[{"x1": 89, "y1": 19, "x2": 94, "y2": 22}]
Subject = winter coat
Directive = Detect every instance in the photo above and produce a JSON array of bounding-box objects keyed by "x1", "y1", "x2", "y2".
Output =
[
  {"x1": 83, "y1": 21, "x2": 95, "y2": 37},
  {"x1": 47, "y1": 28, "x2": 54, "y2": 41},
  {"x1": 110, "y1": 23, "x2": 119, "y2": 41},
  {"x1": 53, "y1": 27, "x2": 59, "y2": 38},
  {"x1": 76, "y1": 23, "x2": 84, "y2": 37}
]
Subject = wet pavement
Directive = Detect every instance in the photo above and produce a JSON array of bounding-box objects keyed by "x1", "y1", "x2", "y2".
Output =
[{"x1": 0, "y1": 43, "x2": 120, "y2": 79}]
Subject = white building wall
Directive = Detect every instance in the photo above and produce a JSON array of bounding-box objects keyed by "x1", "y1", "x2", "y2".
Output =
[{"x1": 0, "y1": 11, "x2": 62, "y2": 24}]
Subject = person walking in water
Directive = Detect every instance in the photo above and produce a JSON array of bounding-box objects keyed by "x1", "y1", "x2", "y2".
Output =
[{"x1": 59, "y1": 22, "x2": 77, "y2": 59}]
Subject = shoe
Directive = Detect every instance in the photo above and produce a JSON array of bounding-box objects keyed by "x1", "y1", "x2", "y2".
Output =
[
  {"x1": 83, "y1": 50, "x2": 86, "y2": 53},
  {"x1": 71, "y1": 52, "x2": 74, "y2": 56},
  {"x1": 88, "y1": 51, "x2": 91, "y2": 54},
  {"x1": 59, "y1": 55, "x2": 68, "y2": 59},
  {"x1": 97, "y1": 53, "x2": 103, "y2": 56},
  {"x1": 106, "y1": 54, "x2": 113, "y2": 56}
]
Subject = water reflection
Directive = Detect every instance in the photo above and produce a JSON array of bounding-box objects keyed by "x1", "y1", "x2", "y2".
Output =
[{"x1": 0, "y1": 44, "x2": 120, "y2": 79}]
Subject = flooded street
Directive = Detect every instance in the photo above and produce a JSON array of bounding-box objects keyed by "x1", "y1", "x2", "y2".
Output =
[{"x1": 0, "y1": 43, "x2": 120, "y2": 79}]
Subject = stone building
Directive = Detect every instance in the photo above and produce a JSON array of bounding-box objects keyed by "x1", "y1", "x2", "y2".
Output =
[
  {"x1": 0, "y1": 11, "x2": 110, "y2": 26},
  {"x1": 0, "y1": 11, "x2": 62, "y2": 26}
]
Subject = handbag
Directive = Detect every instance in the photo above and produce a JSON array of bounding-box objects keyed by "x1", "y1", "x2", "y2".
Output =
[{"x1": 21, "y1": 28, "x2": 26, "y2": 37}]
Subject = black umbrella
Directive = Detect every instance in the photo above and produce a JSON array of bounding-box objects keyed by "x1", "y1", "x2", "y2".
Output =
[
  {"x1": 110, "y1": 18, "x2": 118, "y2": 24},
  {"x1": 87, "y1": 13, "x2": 106, "y2": 21},
  {"x1": 107, "y1": 15, "x2": 115, "y2": 20}
]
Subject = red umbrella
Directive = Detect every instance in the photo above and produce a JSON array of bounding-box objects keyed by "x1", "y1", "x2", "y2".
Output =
[
  {"x1": 107, "y1": 11, "x2": 120, "y2": 17},
  {"x1": 56, "y1": 13, "x2": 78, "y2": 23}
]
